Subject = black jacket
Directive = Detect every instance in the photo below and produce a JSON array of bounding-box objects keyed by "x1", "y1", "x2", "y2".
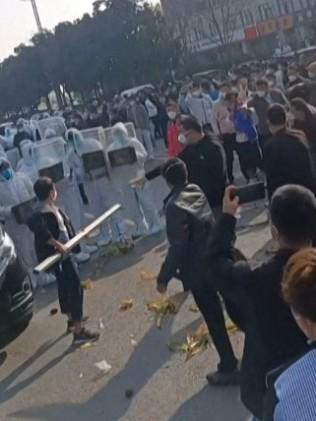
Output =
[
  {"x1": 157, "y1": 183, "x2": 214, "y2": 289},
  {"x1": 146, "y1": 136, "x2": 226, "y2": 207},
  {"x1": 28, "y1": 208, "x2": 79, "y2": 263},
  {"x1": 263, "y1": 129, "x2": 316, "y2": 200},
  {"x1": 208, "y1": 214, "x2": 308, "y2": 418}
]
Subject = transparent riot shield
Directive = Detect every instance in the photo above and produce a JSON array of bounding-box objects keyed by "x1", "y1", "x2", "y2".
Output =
[
  {"x1": 6, "y1": 148, "x2": 20, "y2": 170},
  {"x1": 125, "y1": 122, "x2": 136, "y2": 139},
  {"x1": 12, "y1": 197, "x2": 38, "y2": 225},
  {"x1": 36, "y1": 117, "x2": 67, "y2": 140},
  {"x1": 108, "y1": 147, "x2": 137, "y2": 168},
  {"x1": 76, "y1": 137, "x2": 108, "y2": 180},
  {"x1": 33, "y1": 138, "x2": 65, "y2": 183},
  {"x1": 81, "y1": 127, "x2": 106, "y2": 146}
]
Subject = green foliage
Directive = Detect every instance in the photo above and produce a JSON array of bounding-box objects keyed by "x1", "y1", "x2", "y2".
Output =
[{"x1": 0, "y1": 0, "x2": 180, "y2": 114}]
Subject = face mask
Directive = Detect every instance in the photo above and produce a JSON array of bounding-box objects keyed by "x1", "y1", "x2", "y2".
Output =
[
  {"x1": 308, "y1": 71, "x2": 316, "y2": 79},
  {"x1": 257, "y1": 91, "x2": 266, "y2": 98},
  {"x1": 288, "y1": 75, "x2": 297, "y2": 82},
  {"x1": 167, "y1": 111, "x2": 177, "y2": 120},
  {"x1": 2, "y1": 168, "x2": 13, "y2": 181},
  {"x1": 192, "y1": 90, "x2": 201, "y2": 96},
  {"x1": 268, "y1": 81, "x2": 275, "y2": 88},
  {"x1": 178, "y1": 134, "x2": 187, "y2": 145}
]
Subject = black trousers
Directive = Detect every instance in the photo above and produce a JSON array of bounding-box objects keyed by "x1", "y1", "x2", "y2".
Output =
[
  {"x1": 222, "y1": 133, "x2": 237, "y2": 183},
  {"x1": 55, "y1": 257, "x2": 83, "y2": 322},
  {"x1": 192, "y1": 283, "x2": 238, "y2": 372}
]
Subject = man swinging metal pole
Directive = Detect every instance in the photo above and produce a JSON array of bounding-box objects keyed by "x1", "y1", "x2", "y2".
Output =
[{"x1": 34, "y1": 204, "x2": 121, "y2": 273}]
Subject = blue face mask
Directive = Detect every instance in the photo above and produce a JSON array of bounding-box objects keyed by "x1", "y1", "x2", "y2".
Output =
[{"x1": 2, "y1": 168, "x2": 13, "y2": 181}]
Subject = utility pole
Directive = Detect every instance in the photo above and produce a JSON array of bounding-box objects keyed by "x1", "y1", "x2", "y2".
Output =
[{"x1": 21, "y1": 0, "x2": 43, "y2": 33}]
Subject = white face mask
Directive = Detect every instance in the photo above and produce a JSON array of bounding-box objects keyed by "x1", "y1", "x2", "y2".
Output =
[
  {"x1": 167, "y1": 111, "x2": 177, "y2": 120},
  {"x1": 268, "y1": 81, "x2": 275, "y2": 88},
  {"x1": 257, "y1": 90, "x2": 266, "y2": 98},
  {"x1": 288, "y1": 75, "x2": 297, "y2": 82},
  {"x1": 178, "y1": 134, "x2": 187, "y2": 145}
]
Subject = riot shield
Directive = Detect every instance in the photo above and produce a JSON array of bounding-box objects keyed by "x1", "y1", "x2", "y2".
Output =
[
  {"x1": 36, "y1": 117, "x2": 67, "y2": 140},
  {"x1": 6, "y1": 148, "x2": 20, "y2": 170},
  {"x1": 33, "y1": 139, "x2": 65, "y2": 183}
]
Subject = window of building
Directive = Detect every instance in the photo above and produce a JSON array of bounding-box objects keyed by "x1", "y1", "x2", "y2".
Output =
[
  {"x1": 258, "y1": 2, "x2": 275, "y2": 21},
  {"x1": 277, "y1": 0, "x2": 294, "y2": 14},
  {"x1": 241, "y1": 9, "x2": 255, "y2": 26},
  {"x1": 297, "y1": 0, "x2": 310, "y2": 8}
]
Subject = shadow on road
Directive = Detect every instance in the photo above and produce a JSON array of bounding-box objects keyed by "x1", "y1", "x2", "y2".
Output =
[
  {"x1": 169, "y1": 385, "x2": 249, "y2": 421},
  {"x1": 0, "y1": 334, "x2": 69, "y2": 406},
  {"x1": 9, "y1": 293, "x2": 223, "y2": 421}
]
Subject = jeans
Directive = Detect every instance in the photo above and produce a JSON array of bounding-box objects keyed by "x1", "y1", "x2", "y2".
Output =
[{"x1": 192, "y1": 283, "x2": 238, "y2": 372}]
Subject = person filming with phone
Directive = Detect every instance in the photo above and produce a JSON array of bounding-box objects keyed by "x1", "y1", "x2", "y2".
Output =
[{"x1": 208, "y1": 184, "x2": 316, "y2": 420}]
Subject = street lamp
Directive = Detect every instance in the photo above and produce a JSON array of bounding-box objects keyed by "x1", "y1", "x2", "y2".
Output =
[{"x1": 21, "y1": 0, "x2": 43, "y2": 33}]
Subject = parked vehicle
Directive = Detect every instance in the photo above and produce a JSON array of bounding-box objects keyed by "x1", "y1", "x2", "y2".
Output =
[{"x1": 0, "y1": 224, "x2": 33, "y2": 342}]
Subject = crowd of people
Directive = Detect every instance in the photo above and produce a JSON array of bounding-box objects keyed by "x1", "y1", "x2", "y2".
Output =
[{"x1": 1, "y1": 57, "x2": 316, "y2": 419}]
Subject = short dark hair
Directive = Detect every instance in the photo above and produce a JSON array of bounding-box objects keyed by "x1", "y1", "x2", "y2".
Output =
[
  {"x1": 201, "y1": 79, "x2": 211, "y2": 91},
  {"x1": 256, "y1": 78, "x2": 269, "y2": 87},
  {"x1": 283, "y1": 248, "x2": 316, "y2": 322},
  {"x1": 180, "y1": 115, "x2": 202, "y2": 134},
  {"x1": 270, "y1": 185, "x2": 316, "y2": 245},
  {"x1": 34, "y1": 177, "x2": 55, "y2": 202},
  {"x1": 161, "y1": 158, "x2": 188, "y2": 188},
  {"x1": 267, "y1": 104, "x2": 286, "y2": 126}
]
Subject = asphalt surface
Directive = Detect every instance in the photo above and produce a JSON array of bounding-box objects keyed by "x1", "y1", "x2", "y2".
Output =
[{"x1": 0, "y1": 147, "x2": 271, "y2": 421}]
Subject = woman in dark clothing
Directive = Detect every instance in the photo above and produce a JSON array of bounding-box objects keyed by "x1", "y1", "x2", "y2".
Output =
[{"x1": 291, "y1": 97, "x2": 316, "y2": 171}]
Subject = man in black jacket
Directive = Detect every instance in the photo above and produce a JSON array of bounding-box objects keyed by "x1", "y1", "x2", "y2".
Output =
[
  {"x1": 29, "y1": 177, "x2": 99, "y2": 345},
  {"x1": 157, "y1": 159, "x2": 239, "y2": 386},
  {"x1": 263, "y1": 104, "x2": 316, "y2": 200},
  {"x1": 209, "y1": 184, "x2": 316, "y2": 419},
  {"x1": 131, "y1": 116, "x2": 226, "y2": 219}
]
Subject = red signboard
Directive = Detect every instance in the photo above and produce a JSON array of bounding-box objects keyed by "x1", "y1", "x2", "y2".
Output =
[{"x1": 244, "y1": 26, "x2": 258, "y2": 40}]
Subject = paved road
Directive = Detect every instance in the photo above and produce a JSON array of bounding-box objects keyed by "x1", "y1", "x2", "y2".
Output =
[{"x1": 0, "y1": 149, "x2": 271, "y2": 421}]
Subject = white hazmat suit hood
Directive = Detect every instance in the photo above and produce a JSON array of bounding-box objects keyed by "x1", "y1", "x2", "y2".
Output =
[{"x1": 107, "y1": 123, "x2": 161, "y2": 237}]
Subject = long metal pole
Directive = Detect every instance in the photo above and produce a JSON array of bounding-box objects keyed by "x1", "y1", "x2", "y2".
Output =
[{"x1": 30, "y1": 0, "x2": 43, "y2": 33}]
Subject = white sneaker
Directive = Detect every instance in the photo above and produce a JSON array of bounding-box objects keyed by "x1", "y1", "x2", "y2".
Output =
[
  {"x1": 83, "y1": 244, "x2": 98, "y2": 254},
  {"x1": 148, "y1": 224, "x2": 162, "y2": 235},
  {"x1": 97, "y1": 236, "x2": 112, "y2": 248},
  {"x1": 75, "y1": 251, "x2": 91, "y2": 264}
]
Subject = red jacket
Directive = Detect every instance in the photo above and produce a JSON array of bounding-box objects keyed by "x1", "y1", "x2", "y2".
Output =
[{"x1": 167, "y1": 122, "x2": 184, "y2": 158}]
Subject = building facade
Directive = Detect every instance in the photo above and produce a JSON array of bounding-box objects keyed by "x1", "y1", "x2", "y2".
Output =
[{"x1": 161, "y1": 0, "x2": 316, "y2": 58}]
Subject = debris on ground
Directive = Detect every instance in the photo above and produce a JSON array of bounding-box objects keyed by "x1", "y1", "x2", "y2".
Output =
[
  {"x1": 189, "y1": 304, "x2": 199, "y2": 313},
  {"x1": 99, "y1": 318, "x2": 105, "y2": 329},
  {"x1": 80, "y1": 342, "x2": 97, "y2": 350},
  {"x1": 94, "y1": 360, "x2": 112, "y2": 374},
  {"x1": 169, "y1": 323, "x2": 209, "y2": 361},
  {"x1": 81, "y1": 279, "x2": 94, "y2": 290},
  {"x1": 140, "y1": 270, "x2": 156, "y2": 281},
  {"x1": 225, "y1": 319, "x2": 238, "y2": 334},
  {"x1": 125, "y1": 388, "x2": 134, "y2": 399},
  {"x1": 147, "y1": 297, "x2": 178, "y2": 328},
  {"x1": 119, "y1": 299, "x2": 134, "y2": 311},
  {"x1": 49, "y1": 308, "x2": 58, "y2": 316},
  {"x1": 131, "y1": 339, "x2": 137, "y2": 347}
]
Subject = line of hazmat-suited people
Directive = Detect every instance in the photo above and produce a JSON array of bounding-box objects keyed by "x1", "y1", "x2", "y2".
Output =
[{"x1": 0, "y1": 117, "x2": 162, "y2": 288}]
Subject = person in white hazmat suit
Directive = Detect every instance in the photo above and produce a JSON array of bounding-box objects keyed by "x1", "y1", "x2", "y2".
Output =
[
  {"x1": 107, "y1": 123, "x2": 161, "y2": 237},
  {"x1": 16, "y1": 141, "x2": 39, "y2": 184},
  {"x1": 0, "y1": 158, "x2": 39, "y2": 287},
  {"x1": 65, "y1": 128, "x2": 128, "y2": 247},
  {"x1": 33, "y1": 132, "x2": 96, "y2": 263}
]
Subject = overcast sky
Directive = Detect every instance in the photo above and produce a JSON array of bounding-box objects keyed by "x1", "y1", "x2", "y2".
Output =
[{"x1": 0, "y1": 0, "x2": 158, "y2": 60}]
